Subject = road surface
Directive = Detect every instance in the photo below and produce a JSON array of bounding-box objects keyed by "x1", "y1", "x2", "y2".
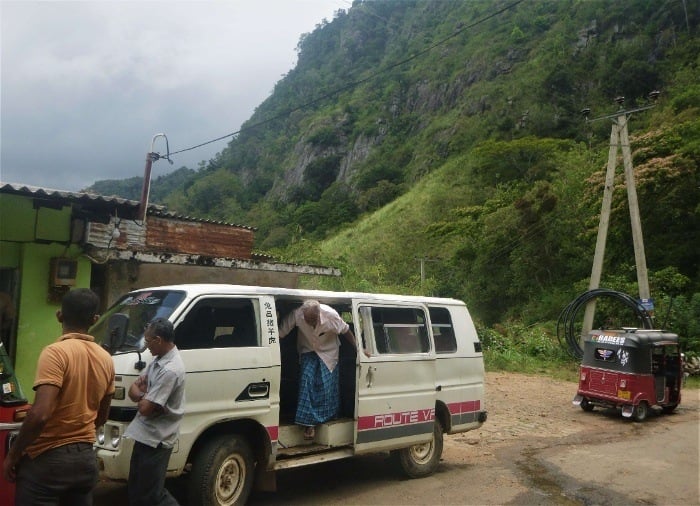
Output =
[{"x1": 94, "y1": 371, "x2": 700, "y2": 505}]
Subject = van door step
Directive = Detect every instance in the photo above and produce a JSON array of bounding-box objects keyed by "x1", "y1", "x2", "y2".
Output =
[
  {"x1": 277, "y1": 419, "x2": 354, "y2": 448},
  {"x1": 274, "y1": 447, "x2": 354, "y2": 470},
  {"x1": 277, "y1": 443, "x2": 340, "y2": 457}
]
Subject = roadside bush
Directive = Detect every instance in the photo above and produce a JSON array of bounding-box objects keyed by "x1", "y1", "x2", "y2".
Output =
[{"x1": 478, "y1": 320, "x2": 573, "y2": 375}]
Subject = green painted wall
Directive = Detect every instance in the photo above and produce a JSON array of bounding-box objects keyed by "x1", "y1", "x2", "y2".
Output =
[
  {"x1": 14, "y1": 244, "x2": 91, "y2": 402},
  {"x1": 0, "y1": 194, "x2": 92, "y2": 401},
  {"x1": 0, "y1": 242, "x2": 20, "y2": 267},
  {"x1": 0, "y1": 195, "x2": 37, "y2": 242}
]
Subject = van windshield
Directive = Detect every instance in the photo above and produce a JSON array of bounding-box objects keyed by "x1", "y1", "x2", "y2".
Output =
[{"x1": 91, "y1": 290, "x2": 186, "y2": 353}]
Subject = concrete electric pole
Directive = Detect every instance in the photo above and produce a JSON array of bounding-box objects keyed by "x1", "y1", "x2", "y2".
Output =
[
  {"x1": 581, "y1": 97, "x2": 657, "y2": 342},
  {"x1": 138, "y1": 133, "x2": 173, "y2": 223}
]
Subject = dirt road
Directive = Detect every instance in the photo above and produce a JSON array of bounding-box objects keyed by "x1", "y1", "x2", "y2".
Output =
[{"x1": 94, "y1": 372, "x2": 700, "y2": 505}]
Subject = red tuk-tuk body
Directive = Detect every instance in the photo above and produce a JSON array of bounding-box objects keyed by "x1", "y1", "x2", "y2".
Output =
[
  {"x1": 573, "y1": 329, "x2": 682, "y2": 422},
  {"x1": 0, "y1": 342, "x2": 30, "y2": 505}
]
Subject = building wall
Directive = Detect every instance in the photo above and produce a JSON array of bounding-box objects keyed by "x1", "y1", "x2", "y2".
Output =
[
  {"x1": 0, "y1": 191, "x2": 310, "y2": 402},
  {"x1": 145, "y1": 216, "x2": 255, "y2": 259},
  {"x1": 0, "y1": 192, "x2": 93, "y2": 400},
  {"x1": 13, "y1": 243, "x2": 91, "y2": 402}
]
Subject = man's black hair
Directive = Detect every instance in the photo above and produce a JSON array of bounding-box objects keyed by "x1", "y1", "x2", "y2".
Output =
[
  {"x1": 61, "y1": 288, "x2": 100, "y2": 329},
  {"x1": 147, "y1": 317, "x2": 175, "y2": 343}
]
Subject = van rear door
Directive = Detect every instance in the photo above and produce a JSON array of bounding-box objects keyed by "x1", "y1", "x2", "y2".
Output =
[{"x1": 354, "y1": 303, "x2": 436, "y2": 453}]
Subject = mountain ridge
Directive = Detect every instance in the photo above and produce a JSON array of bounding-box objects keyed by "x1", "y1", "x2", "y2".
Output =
[{"x1": 86, "y1": 0, "x2": 700, "y2": 343}]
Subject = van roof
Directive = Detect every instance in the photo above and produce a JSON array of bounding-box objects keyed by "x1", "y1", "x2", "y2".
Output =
[{"x1": 128, "y1": 283, "x2": 466, "y2": 306}]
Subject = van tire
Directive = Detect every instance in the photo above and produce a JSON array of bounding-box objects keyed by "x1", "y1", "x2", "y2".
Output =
[
  {"x1": 187, "y1": 435, "x2": 254, "y2": 506},
  {"x1": 393, "y1": 422, "x2": 443, "y2": 478}
]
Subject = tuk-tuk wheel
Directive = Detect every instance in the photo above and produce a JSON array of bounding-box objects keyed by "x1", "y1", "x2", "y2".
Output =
[
  {"x1": 662, "y1": 404, "x2": 678, "y2": 414},
  {"x1": 579, "y1": 398, "x2": 594, "y2": 412},
  {"x1": 632, "y1": 401, "x2": 648, "y2": 422}
]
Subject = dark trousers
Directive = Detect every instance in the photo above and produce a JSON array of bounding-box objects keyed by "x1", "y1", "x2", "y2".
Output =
[
  {"x1": 128, "y1": 440, "x2": 179, "y2": 506},
  {"x1": 15, "y1": 442, "x2": 98, "y2": 506}
]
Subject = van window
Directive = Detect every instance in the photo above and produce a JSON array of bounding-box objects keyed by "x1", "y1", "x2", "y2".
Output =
[
  {"x1": 429, "y1": 307, "x2": 457, "y2": 353},
  {"x1": 174, "y1": 298, "x2": 259, "y2": 350},
  {"x1": 363, "y1": 306, "x2": 429, "y2": 354}
]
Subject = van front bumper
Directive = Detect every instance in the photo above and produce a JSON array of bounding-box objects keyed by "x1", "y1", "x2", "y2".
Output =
[{"x1": 96, "y1": 437, "x2": 134, "y2": 480}]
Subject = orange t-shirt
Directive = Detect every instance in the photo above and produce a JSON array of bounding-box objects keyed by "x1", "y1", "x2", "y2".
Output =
[{"x1": 25, "y1": 333, "x2": 115, "y2": 458}]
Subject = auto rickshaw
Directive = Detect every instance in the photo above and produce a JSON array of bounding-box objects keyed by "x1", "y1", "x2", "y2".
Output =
[
  {"x1": 572, "y1": 328, "x2": 682, "y2": 422},
  {"x1": 0, "y1": 341, "x2": 30, "y2": 505}
]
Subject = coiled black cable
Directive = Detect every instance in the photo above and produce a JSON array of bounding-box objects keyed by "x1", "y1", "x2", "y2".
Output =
[{"x1": 557, "y1": 288, "x2": 654, "y2": 360}]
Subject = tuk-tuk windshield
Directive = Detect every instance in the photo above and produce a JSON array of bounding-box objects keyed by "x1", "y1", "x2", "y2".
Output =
[
  {"x1": 91, "y1": 290, "x2": 186, "y2": 354},
  {"x1": 0, "y1": 341, "x2": 27, "y2": 406}
]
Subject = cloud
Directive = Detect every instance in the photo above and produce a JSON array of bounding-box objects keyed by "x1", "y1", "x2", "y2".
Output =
[{"x1": 1, "y1": 0, "x2": 344, "y2": 191}]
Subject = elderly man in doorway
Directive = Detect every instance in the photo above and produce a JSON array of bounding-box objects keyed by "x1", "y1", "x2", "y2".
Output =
[{"x1": 279, "y1": 300, "x2": 365, "y2": 440}]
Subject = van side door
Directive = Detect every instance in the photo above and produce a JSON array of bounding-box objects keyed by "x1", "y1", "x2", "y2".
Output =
[{"x1": 354, "y1": 303, "x2": 436, "y2": 453}]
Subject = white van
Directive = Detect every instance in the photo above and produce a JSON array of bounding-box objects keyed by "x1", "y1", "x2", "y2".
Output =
[{"x1": 92, "y1": 284, "x2": 486, "y2": 505}]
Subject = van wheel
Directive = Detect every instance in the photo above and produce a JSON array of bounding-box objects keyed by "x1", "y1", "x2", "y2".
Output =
[
  {"x1": 632, "y1": 401, "x2": 648, "y2": 422},
  {"x1": 393, "y1": 422, "x2": 443, "y2": 478},
  {"x1": 580, "y1": 398, "x2": 595, "y2": 412},
  {"x1": 187, "y1": 435, "x2": 254, "y2": 506}
]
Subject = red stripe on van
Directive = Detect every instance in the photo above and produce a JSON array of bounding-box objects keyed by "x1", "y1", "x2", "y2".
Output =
[
  {"x1": 357, "y1": 408, "x2": 435, "y2": 430},
  {"x1": 266, "y1": 425, "x2": 278, "y2": 441},
  {"x1": 447, "y1": 400, "x2": 481, "y2": 414}
]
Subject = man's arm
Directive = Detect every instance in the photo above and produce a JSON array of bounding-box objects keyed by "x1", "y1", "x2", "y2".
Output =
[
  {"x1": 2, "y1": 384, "x2": 60, "y2": 482},
  {"x1": 128, "y1": 375, "x2": 163, "y2": 416},
  {"x1": 128, "y1": 375, "x2": 147, "y2": 402},
  {"x1": 341, "y1": 329, "x2": 370, "y2": 357},
  {"x1": 95, "y1": 393, "x2": 114, "y2": 428},
  {"x1": 136, "y1": 397, "x2": 166, "y2": 417},
  {"x1": 278, "y1": 309, "x2": 298, "y2": 339}
]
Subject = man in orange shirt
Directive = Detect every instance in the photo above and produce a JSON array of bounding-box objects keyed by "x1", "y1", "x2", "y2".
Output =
[{"x1": 2, "y1": 288, "x2": 115, "y2": 505}]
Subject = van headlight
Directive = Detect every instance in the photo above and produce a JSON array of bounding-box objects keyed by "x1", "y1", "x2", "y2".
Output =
[
  {"x1": 110, "y1": 425, "x2": 122, "y2": 448},
  {"x1": 98, "y1": 423, "x2": 122, "y2": 449}
]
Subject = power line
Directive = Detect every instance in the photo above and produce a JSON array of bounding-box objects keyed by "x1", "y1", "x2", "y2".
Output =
[{"x1": 168, "y1": 0, "x2": 526, "y2": 159}]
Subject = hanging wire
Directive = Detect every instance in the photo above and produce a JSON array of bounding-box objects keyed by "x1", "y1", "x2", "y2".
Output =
[{"x1": 557, "y1": 288, "x2": 654, "y2": 360}]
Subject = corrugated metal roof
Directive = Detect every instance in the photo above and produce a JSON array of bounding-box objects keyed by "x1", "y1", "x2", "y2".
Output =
[
  {"x1": 0, "y1": 182, "x2": 255, "y2": 230},
  {"x1": 0, "y1": 182, "x2": 143, "y2": 207},
  {"x1": 149, "y1": 209, "x2": 256, "y2": 230}
]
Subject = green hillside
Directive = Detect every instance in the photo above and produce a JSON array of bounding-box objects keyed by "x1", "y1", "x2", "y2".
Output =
[{"x1": 86, "y1": 0, "x2": 700, "y2": 357}]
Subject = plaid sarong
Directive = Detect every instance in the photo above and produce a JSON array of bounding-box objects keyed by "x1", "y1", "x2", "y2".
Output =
[{"x1": 295, "y1": 352, "x2": 339, "y2": 426}]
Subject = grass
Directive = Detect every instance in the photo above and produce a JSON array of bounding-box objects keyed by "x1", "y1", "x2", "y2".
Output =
[
  {"x1": 684, "y1": 376, "x2": 700, "y2": 390},
  {"x1": 485, "y1": 350, "x2": 700, "y2": 389},
  {"x1": 484, "y1": 350, "x2": 579, "y2": 382}
]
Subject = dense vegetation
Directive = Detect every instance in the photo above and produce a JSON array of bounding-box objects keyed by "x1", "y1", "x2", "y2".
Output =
[{"x1": 86, "y1": 0, "x2": 700, "y2": 362}]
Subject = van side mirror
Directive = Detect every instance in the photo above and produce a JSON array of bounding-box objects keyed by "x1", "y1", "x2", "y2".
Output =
[{"x1": 103, "y1": 313, "x2": 129, "y2": 353}]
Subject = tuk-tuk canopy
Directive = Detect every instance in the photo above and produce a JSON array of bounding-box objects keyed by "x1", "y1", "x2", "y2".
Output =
[
  {"x1": 581, "y1": 329, "x2": 680, "y2": 372},
  {"x1": 586, "y1": 329, "x2": 679, "y2": 348}
]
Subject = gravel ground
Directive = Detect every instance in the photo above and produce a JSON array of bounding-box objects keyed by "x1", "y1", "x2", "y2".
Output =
[{"x1": 95, "y1": 371, "x2": 700, "y2": 505}]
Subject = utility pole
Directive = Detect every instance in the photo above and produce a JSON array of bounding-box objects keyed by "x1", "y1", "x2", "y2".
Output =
[
  {"x1": 415, "y1": 257, "x2": 440, "y2": 293},
  {"x1": 137, "y1": 133, "x2": 173, "y2": 222},
  {"x1": 581, "y1": 96, "x2": 657, "y2": 343}
]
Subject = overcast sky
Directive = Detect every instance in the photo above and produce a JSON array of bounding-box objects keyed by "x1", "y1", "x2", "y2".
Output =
[{"x1": 1, "y1": 0, "x2": 345, "y2": 192}]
